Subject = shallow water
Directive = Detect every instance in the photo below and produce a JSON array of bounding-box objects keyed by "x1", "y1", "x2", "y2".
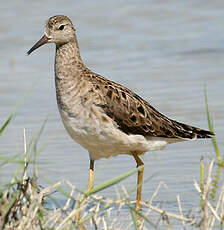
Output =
[{"x1": 0, "y1": 1, "x2": 224, "y2": 228}]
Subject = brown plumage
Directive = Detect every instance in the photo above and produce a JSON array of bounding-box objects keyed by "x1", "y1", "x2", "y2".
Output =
[
  {"x1": 27, "y1": 15, "x2": 214, "y2": 213},
  {"x1": 74, "y1": 67, "x2": 213, "y2": 140}
]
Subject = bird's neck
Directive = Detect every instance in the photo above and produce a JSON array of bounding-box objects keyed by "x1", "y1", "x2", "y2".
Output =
[
  {"x1": 55, "y1": 37, "x2": 85, "y2": 81},
  {"x1": 54, "y1": 38, "x2": 87, "y2": 112}
]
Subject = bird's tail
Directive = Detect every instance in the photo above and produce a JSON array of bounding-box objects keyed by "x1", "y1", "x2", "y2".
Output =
[{"x1": 171, "y1": 120, "x2": 214, "y2": 139}]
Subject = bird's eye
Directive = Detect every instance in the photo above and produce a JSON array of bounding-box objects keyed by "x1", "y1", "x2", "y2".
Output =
[{"x1": 58, "y1": 25, "x2": 65, "y2": 30}]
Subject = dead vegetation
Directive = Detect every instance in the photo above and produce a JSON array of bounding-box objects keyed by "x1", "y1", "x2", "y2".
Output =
[{"x1": 0, "y1": 157, "x2": 223, "y2": 230}]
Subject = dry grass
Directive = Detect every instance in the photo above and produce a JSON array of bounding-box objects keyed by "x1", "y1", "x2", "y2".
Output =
[{"x1": 0, "y1": 157, "x2": 223, "y2": 230}]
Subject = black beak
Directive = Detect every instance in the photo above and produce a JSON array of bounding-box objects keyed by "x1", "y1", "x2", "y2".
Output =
[{"x1": 27, "y1": 35, "x2": 49, "y2": 55}]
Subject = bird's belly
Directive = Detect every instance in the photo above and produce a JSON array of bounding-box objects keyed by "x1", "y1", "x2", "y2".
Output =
[{"x1": 59, "y1": 107, "x2": 168, "y2": 160}]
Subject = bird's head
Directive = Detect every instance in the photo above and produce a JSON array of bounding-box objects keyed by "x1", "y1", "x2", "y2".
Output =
[{"x1": 27, "y1": 15, "x2": 76, "y2": 55}]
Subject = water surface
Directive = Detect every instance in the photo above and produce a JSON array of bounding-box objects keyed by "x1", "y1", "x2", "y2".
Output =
[{"x1": 0, "y1": 1, "x2": 224, "y2": 228}]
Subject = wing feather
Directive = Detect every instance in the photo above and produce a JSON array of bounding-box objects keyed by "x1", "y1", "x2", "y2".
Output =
[{"x1": 83, "y1": 70, "x2": 213, "y2": 139}]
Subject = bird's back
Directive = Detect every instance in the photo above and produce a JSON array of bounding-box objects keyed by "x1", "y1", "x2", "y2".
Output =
[{"x1": 80, "y1": 68, "x2": 213, "y2": 140}]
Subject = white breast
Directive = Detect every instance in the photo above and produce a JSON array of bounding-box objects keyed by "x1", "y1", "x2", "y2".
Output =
[{"x1": 58, "y1": 104, "x2": 170, "y2": 160}]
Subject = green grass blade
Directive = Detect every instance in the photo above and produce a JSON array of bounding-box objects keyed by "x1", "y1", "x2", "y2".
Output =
[
  {"x1": 130, "y1": 204, "x2": 139, "y2": 230},
  {"x1": 0, "y1": 78, "x2": 40, "y2": 139},
  {"x1": 204, "y1": 86, "x2": 223, "y2": 166},
  {"x1": 0, "y1": 114, "x2": 14, "y2": 138},
  {"x1": 75, "y1": 165, "x2": 145, "y2": 220},
  {"x1": 33, "y1": 119, "x2": 48, "y2": 157},
  {"x1": 125, "y1": 201, "x2": 157, "y2": 229},
  {"x1": 86, "y1": 165, "x2": 144, "y2": 197},
  {"x1": 0, "y1": 155, "x2": 45, "y2": 165}
]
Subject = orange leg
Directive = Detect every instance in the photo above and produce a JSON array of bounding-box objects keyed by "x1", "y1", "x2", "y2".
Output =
[
  {"x1": 87, "y1": 159, "x2": 94, "y2": 192},
  {"x1": 133, "y1": 154, "x2": 144, "y2": 211},
  {"x1": 75, "y1": 159, "x2": 95, "y2": 229}
]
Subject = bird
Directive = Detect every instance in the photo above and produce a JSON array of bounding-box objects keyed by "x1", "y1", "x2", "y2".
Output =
[{"x1": 27, "y1": 15, "x2": 213, "y2": 211}]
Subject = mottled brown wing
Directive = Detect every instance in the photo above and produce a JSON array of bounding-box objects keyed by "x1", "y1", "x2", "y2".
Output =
[{"x1": 84, "y1": 71, "x2": 213, "y2": 139}]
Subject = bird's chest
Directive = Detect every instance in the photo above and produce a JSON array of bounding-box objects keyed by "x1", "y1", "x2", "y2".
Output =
[
  {"x1": 58, "y1": 103, "x2": 118, "y2": 154},
  {"x1": 58, "y1": 105, "x2": 154, "y2": 160}
]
